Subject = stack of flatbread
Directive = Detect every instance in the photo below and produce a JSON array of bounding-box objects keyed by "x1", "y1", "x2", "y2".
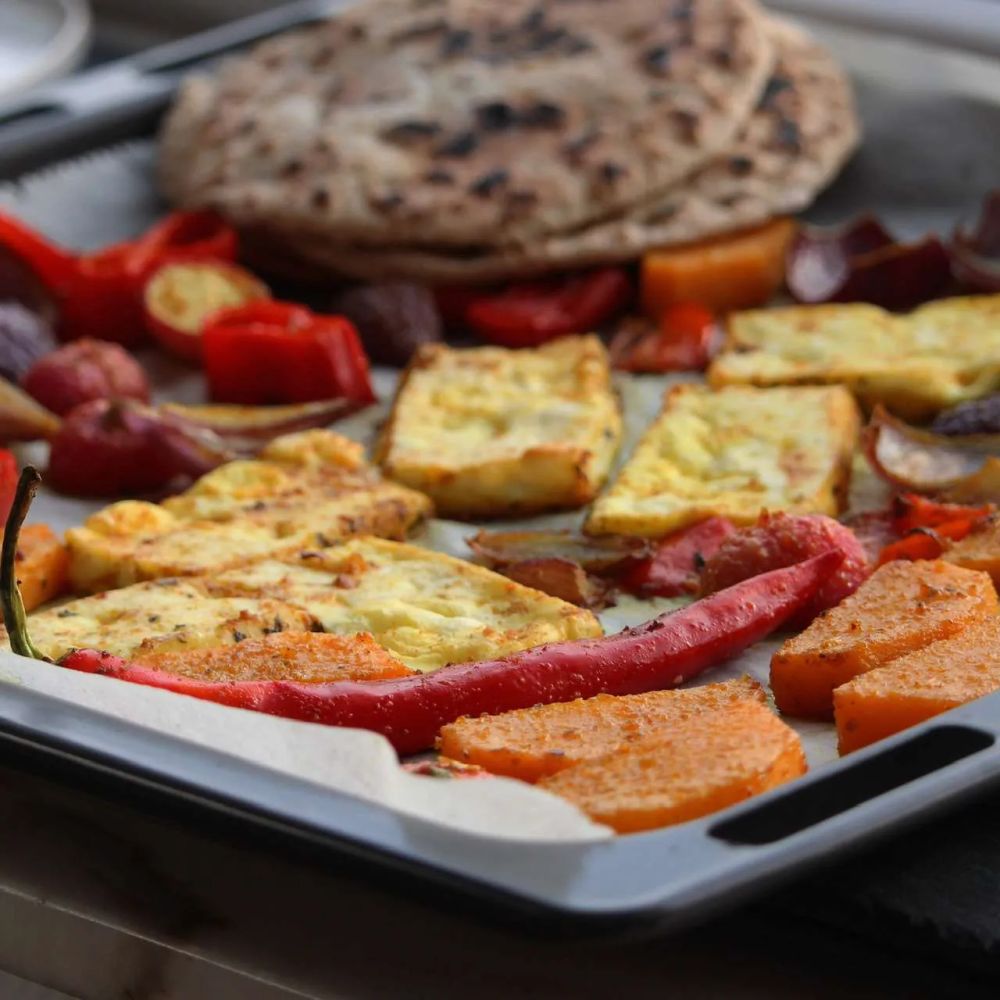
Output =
[{"x1": 158, "y1": 0, "x2": 859, "y2": 283}]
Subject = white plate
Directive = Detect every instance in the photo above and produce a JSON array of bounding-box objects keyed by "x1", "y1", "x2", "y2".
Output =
[{"x1": 0, "y1": 0, "x2": 92, "y2": 101}]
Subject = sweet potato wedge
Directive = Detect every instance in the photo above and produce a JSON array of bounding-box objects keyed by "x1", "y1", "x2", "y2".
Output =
[
  {"x1": 133, "y1": 631, "x2": 414, "y2": 684},
  {"x1": 943, "y1": 516, "x2": 1000, "y2": 585},
  {"x1": 437, "y1": 676, "x2": 766, "y2": 782},
  {"x1": 640, "y1": 218, "x2": 797, "y2": 318},
  {"x1": 539, "y1": 701, "x2": 806, "y2": 834},
  {"x1": 771, "y1": 560, "x2": 999, "y2": 720},
  {"x1": 834, "y1": 617, "x2": 1000, "y2": 753},
  {"x1": 14, "y1": 524, "x2": 70, "y2": 612}
]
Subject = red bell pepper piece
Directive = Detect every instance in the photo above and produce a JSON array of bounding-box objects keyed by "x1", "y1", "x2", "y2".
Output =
[
  {"x1": 202, "y1": 302, "x2": 376, "y2": 406},
  {"x1": 610, "y1": 302, "x2": 718, "y2": 373},
  {"x1": 892, "y1": 493, "x2": 993, "y2": 535},
  {"x1": 620, "y1": 517, "x2": 736, "y2": 597},
  {"x1": 57, "y1": 243, "x2": 149, "y2": 345},
  {"x1": 876, "y1": 528, "x2": 944, "y2": 565},
  {"x1": 128, "y1": 210, "x2": 238, "y2": 273},
  {"x1": 461, "y1": 267, "x2": 632, "y2": 348}
]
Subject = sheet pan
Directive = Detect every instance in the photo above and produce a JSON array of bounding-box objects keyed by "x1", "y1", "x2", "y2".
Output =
[{"x1": 0, "y1": 5, "x2": 999, "y2": 931}]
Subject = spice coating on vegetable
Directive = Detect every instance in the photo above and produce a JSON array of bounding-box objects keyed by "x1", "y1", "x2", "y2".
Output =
[
  {"x1": 770, "y1": 559, "x2": 999, "y2": 719},
  {"x1": 834, "y1": 617, "x2": 1000, "y2": 754},
  {"x1": 538, "y1": 700, "x2": 806, "y2": 833},
  {"x1": 438, "y1": 676, "x2": 766, "y2": 782}
]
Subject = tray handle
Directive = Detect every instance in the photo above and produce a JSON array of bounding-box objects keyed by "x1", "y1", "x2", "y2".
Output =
[{"x1": 712, "y1": 723, "x2": 997, "y2": 846}]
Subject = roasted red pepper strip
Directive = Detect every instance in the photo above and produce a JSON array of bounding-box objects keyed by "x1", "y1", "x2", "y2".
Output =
[
  {"x1": 873, "y1": 494, "x2": 994, "y2": 566},
  {"x1": 60, "y1": 551, "x2": 841, "y2": 753},
  {"x1": 0, "y1": 210, "x2": 240, "y2": 346},
  {"x1": 462, "y1": 267, "x2": 632, "y2": 348},
  {"x1": 611, "y1": 302, "x2": 718, "y2": 373},
  {"x1": 620, "y1": 517, "x2": 736, "y2": 597},
  {"x1": 202, "y1": 302, "x2": 376, "y2": 406},
  {"x1": 877, "y1": 529, "x2": 944, "y2": 565},
  {"x1": 127, "y1": 210, "x2": 238, "y2": 273},
  {"x1": 0, "y1": 213, "x2": 76, "y2": 290},
  {"x1": 892, "y1": 493, "x2": 993, "y2": 535}
]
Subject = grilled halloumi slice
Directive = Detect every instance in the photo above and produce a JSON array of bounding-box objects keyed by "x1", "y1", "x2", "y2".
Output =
[
  {"x1": 204, "y1": 537, "x2": 602, "y2": 672},
  {"x1": 20, "y1": 580, "x2": 320, "y2": 663},
  {"x1": 20, "y1": 537, "x2": 601, "y2": 670},
  {"x1": 709, "y1": 296, "x2": 1000, "y2": 420},
  {"x1": 376, "y1": 336, "x2": 621, "y2": 519},
  {"x1": 585, "y1": 384, "x2": 860, "y2": 538},
  {"x1": 66, "y1": 429, "x2": 433, "y2": 593}
]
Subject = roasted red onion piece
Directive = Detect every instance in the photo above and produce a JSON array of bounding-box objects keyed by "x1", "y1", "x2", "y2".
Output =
[
  {"x1": 0, "y1": 377, "x2": 60, "y2": 442},
  {"x1": 863, "y1": 405, "x2": 1000, "y2": 502},
  {"x1": 467, "y1": 530, "x2": 650, "y2": 607},
  {"x1": 160, "y1": 399, "x2": 359, "y2": 443},
  {"x1": 786, "y1": 215, "x2": 894, "y2": 303},
  {"x1": 0, "y1": 245, "x2": 58, "y2": 382},
  {"x1": 330, "y1": 282, "x2": 442, "y2": 366},
  {"x1": 950, "y1": 190, "x2": 1000, "y2": 293},
  {"x1": 787, "y1": 216, "x2": 952, "y2": 310},
  {"x1": 931, "y1": 394, "x2": 1000, "y2": 436},
  {"x1": 21, "y1": 339, "x2": 150, "y2": 416},
  {"x1": 46, "y1": 399, "x2": 235, "y2": 498},
  {"x1": 467, "y1": 529, "x2": 650, "y2": 575},
  {"x1": 500, "y1": 557, "x2": 614, "y2": 610},
  {"x1": 0, "y1": 304, "x2": 58, "y2": 383}
]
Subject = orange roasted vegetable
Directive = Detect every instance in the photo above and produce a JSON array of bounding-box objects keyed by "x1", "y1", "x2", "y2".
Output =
[
  {"x1": 942, "y1": 516, "x2": 1000, "y2": 585},
  {"x1": 132, "y1": 631, "x2": 413, "y2": 684},
  {"x1": 539, "y1": 700, "x2": 806, "y2": 834},
  {"x1": 438, "y1": 676, "x2": 765, "y2": 782},
  {"x1": 12, "y1": 524, "x2": 69, "y2": 612},
  {"x1": 834, "y1": 617, "x2": 1000, "y2": 753},
  {"x1": 770, "y1": 560, "x2": 999, "y2": 720},
  {"x1": 640, "y1": 218, "x2": 796, "y2": 318}
]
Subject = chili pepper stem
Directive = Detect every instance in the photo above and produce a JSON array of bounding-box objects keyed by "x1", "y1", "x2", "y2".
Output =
[{"x1": 1, "y1": 467, "x2": 51, "y2": 662}]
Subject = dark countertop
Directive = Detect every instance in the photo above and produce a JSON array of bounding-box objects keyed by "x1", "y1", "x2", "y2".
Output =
[{"x1": 0, "y1": 759, "x2": 996, "y2": 999}]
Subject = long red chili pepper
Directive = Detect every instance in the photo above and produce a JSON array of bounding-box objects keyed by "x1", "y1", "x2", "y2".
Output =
[{"x1": 2, "y1": 468, "x2": 840, "y2": 753}]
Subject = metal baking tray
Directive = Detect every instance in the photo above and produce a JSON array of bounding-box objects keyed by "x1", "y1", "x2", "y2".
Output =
[{"x1": 1, "y1": 1, "x2": 999, "y2": 934}]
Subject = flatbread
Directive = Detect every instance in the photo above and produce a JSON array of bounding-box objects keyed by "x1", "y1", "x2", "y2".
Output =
[
  {"x1": 160, "y1": 0, "x2": 774, "y2": 249},
  {"x1": 256, "y1": 19, "x2": 859, "y2": 283}
]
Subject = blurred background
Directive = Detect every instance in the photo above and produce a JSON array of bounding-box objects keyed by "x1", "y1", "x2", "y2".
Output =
[
  {"x1": 1, "y1": 0, "x2": 283, "y2": 101},
  {"x1": 3, "y1": 0, "x2": 999, "y2": 104}
]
